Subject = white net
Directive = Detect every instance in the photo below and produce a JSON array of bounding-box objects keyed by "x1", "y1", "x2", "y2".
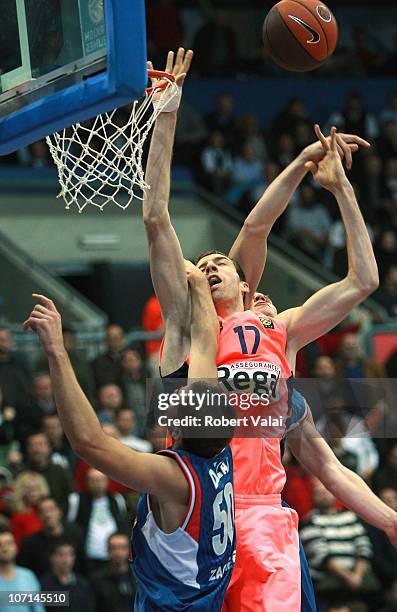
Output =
[{"x1": 46, "y1": 74, "x2": 179, "y2": 213}]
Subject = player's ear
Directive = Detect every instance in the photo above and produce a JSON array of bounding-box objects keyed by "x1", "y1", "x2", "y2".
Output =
[{"x1": 240, "y1": 281, "x2": 249, "y2": 297}]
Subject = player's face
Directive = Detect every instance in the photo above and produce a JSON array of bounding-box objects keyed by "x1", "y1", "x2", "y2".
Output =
[
  {"x1": 252, "y1": 293, "x2": 278, "y2": 318},
  {"x1": 196, "y1": 255, "x2": 247, "y2": 306}
]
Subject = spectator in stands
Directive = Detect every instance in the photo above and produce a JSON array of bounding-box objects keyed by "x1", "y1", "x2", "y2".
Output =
[
  {"x1": 385, "y1": 158, "x2": 397, "y2": 203},
  {"x1": 286, "y1": 183, "x2": 332, "y2": 259},
  {"x1": 120, "y1": 349, "x2": 146, "y2": 435},
  {"x1": 18, "y1": 496, "x2": 84, "y2": 579},
  {"x1": 24, "y1": 431, "x2": 72, "y2": 513},
  {"x1": 30, "y1": 373, "x2": 56, "y2": 416},
  {"x1": 365, "y1": 487, "x2": 397, "y2": 589},
  {"x1": 294, "y1": 121, "x2": 313, "y2": 152},
  {"x1": 92, "y1": 324, "x2": 125, "y2": 388},
  {"x1": 0, "y1": 328, "x2": 31, "y2": 437},
  {"x1": 205, "y1": 94, "x2": 237, "y2": 147},
  {"x1": 375, "y1": 230, "x2": 397, "y2": 279},
  {"x1": 282, "y1": 455, "x2": 315, "y2": 521},
  {"x1": 227, "y1": 142, "x2": 263, "y2": 206},
  {"x1": 174, "y1": 102, "x2": 208, "y2": 166},
  {"x1": 41, "y1": 414, "x2": 74, "y2": 470},
  {"x1": 67, "y1": 468, "x2": 128, "y2": 573},
  {"x1": 114, "y1": 408, "x2": 152, "y2": 453},
  {"x1": 193, "y1": 10, "x2": 237, "y2": 77},
  {"x1": 373, "y1": 444, "x2": 397, "y2": 493},
  {"x1": 96, "y1": 383, "x2": 124, "y2": 426},
  {"x1": 199, "y1": 130, "x2": 233, "y2": 195},
  {"x1": 327, "y1": 438, "x2": 359, "y2": 474},
  {"x1": 142, "y1": 294, "x2": 163, "y2": 377},
  {"x1": 376, "y1": 120, "x2": 397, "y2": 160},
  {"x1": 0, "y1": 529, "x2": 44, "y2": 612},
  {"x1": 272, "y1": 97, "x2": 312, "y2": 138},
  {"x1": 335, "y1": 333, "x2": 386, "y2": 379},
  {"x1": 300, "y1": 480, "x2": 379, "y2": 609},
  {"x1": 41, "y1": 541, "x2": 95, "y2": 611},
  {"x1": 309, "y1": 355, "x2": 341, "y2": 421},
  {"x1": 249, "y1": 161, "x2": 280, "y2": 205},
  {"x1": 316, "y1": 393, "x2": 379, "y2": 480},
  {"x1": 325, "y1": 91, "x2": 378, "y2": 141},
  {"x1": 237, "y1": 113, "x2": 268, "y2": 162},
  {"x1": 359, "y1": 154, "x2": 385, "y2": 222},
  {"x1": 91, "y1": 532, "x2": 136, "y2": 612},
  {"x1": 381, "y1": 93, "x2": 397, "y2": 125},
  {"x1": 272, "y1": 133, "x2": 296, "y2": 169},
  {"x1": 11, "y1": 471, "x2": 48, "y2": 548},
  {"x1": 375, "y1": 265, "x2": 397, "y2": 317},
  {"x1": 0, "y1": 405, "x2": 18, "y2": 447}
]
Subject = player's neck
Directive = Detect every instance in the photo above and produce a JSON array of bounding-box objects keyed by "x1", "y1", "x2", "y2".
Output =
[{"x1": 215, "y1": 297, "x2": 244, "y2": 319}]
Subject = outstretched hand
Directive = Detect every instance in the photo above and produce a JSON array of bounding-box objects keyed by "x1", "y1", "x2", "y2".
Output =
[
  {"x1": 23, "y1": 294, "x2": 65, "y2": 358},
  {"x1": 305, "y1": 126, "x2": 349, "y2": 192},
  {"x1": 149, "y1": 48, "x2": 193, "y2": 113},
  {"x1": 302, "y1": 125, "x2": 370, "y2": 171}
]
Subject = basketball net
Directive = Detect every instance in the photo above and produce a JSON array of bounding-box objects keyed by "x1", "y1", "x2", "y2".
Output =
[{"x1": 46, "y1": 71, "x2": 178, "y2": 213}]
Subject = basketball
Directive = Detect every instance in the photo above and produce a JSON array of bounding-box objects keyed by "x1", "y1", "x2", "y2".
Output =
[{"x1": 263, "y1": 0, "x2": 338, "y2": 72}]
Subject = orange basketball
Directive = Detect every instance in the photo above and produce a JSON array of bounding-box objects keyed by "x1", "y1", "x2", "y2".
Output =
[{"x1": 263, "y1": 0, "x2": 338, "y2": 72}]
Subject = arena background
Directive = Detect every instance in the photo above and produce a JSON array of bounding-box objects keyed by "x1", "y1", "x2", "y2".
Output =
[{"x1": 0, "y1": 1, "x2": 396, "y2": 611}]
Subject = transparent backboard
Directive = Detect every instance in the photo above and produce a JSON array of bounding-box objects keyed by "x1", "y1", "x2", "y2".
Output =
[{"x1": 0, "y1": 0, "x2": 147, "y2": 155}]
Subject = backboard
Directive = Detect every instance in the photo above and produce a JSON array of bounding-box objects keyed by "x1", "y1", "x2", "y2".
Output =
[{"x1": 0, "y1": 0, "x2": 147, "y2": 155}]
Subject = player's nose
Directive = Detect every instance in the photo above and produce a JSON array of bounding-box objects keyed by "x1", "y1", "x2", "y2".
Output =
[{"x1": 205, "y1": 260, "x2": 218, "y2": 274}]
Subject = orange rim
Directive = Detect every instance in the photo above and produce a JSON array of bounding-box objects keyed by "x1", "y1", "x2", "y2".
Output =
[{"x1": 146, "y1": 70, "x2": 176, "y2": 95}]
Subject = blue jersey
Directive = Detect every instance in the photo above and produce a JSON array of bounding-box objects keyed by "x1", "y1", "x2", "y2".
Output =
[{"x1": 131, "y1": 446, "x2": 236, "y2": 611}]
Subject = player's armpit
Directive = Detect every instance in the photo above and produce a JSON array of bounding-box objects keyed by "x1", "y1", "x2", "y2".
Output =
[{"x1": 75, "y1": 433, "x2": 189, "y2": 504}]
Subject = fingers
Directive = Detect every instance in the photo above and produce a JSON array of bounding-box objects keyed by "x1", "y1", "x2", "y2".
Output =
[
  {"x1": 314, "y1": 124, "x2": 329, "y2": 152},
  {"x1": 173, "y1": 47, "x2": 184, "y2": 75},
  {"x1": 32, "y1": 293, "x2": 57, "y2": 313},
  {"x1": 330, "y1": 126, "x2": 337, "y2": 152},
  {"x1": 304, "y1": 161, "x2": 318, "y2": 175},
  {"x1": 336, "y1": 133, "x2": 352, "y2": 170},
  {"x1": 162, "y1": 48, "x2": 193, "y2": 77},
  {"x1": 339, "y1": 133, "x2": 371, "y2": 148},
  {"x1": 175, "y1": 72, "x2": 186, "y2": 86},
  {"x1": 182, "y1": 49, "x2": 193, "y2": 74},
  {"x1": 165, "y1": 51, "x2": 174, "y2": 74}
]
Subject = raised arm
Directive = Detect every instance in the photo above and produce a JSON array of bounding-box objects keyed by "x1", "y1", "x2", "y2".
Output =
[
  {"x1": 279, "y1": 126, "x2": 379, "y2": 354},
  {"x1": 23, "y1": 295, "x2": 188, "y2": 503},
  {"x1": 185, "y1": 261, "x2": 219, "y2": 380},
  {"x1": 288, "y1": 408, "x2": 397, "y2": 547},
  {"x1": 229, "y1": 129, "x2": 370, "y2": 302},
  {"x1": 143, "y1": 49, "x2": 193, "y2": 375}
]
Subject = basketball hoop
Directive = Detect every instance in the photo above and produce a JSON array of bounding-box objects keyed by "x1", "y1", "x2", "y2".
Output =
[{"x1": 46, "y1": 70, "x2": 178, "y2": 213}]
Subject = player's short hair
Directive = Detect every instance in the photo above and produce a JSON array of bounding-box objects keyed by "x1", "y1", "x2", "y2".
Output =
[
  {"x1": 193, "y1": 250, "x2": 246, "y2": 282},
  {"x1": 174, "y1": 381, "x2": 235, "y2": 458}
]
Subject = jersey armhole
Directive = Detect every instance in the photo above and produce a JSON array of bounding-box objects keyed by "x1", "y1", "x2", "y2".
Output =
[{"x1": 154, "y1": 449, "x2": 197, "y2": 531}]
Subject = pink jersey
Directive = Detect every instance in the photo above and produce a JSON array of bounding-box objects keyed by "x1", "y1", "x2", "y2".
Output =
[
  {"x1": 161, "y1": 310, "x2": 292, "y2": 497},
  {"x1": 215, "y1": 311, "x2": 291, "y2": 497}
]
